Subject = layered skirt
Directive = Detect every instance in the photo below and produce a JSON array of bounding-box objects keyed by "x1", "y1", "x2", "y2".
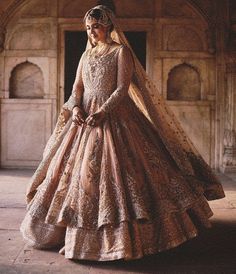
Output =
[{"x1": 20, "y1": 95, "x2": 224, "y2": 261}]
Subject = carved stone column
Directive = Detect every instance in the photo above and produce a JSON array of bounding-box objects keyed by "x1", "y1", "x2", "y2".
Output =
[
  {"x1": 215, "y1": 0, "x2": 228, "y2": 171},
  {"x1": 222, "y1": 61, "x2": 236, "y2": 172}
]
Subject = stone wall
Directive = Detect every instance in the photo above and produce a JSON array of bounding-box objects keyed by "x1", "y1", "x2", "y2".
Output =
[
  {"x1": 0, "y1": 0, "x2": 57, "y2": 168},
  {"x1": 0, "y1": 0, "x2": 232, "y2": 170}
]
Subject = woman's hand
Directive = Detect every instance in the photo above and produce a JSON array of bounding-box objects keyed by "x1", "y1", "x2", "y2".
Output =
[
  {"x1": 85, "y1": 110, "x2": 106, "y2": 127},
  {"x1": 72, "y1": 106, "x2": 86, "y2": 126}
]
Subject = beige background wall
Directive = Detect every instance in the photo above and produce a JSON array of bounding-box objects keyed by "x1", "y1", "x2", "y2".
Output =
[{"x1": 0, "y1": 0, "x2": 235, "y2": 172}]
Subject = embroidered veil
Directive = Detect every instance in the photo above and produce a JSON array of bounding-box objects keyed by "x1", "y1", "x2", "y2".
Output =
[{"x1": 26, "y1": 5, "x2": 224, "y2": 203}]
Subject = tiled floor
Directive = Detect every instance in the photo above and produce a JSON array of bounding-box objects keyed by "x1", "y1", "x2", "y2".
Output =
[{"x1": 0, "y1": 169, "x2": 235, "y2": 274}]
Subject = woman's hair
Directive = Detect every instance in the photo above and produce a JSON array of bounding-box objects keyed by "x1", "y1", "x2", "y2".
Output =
[
  {"x1": 84, "y1": 7, "x2": 114, "y2": 32},
  {"x1": 88, "y1": 9, "x2": 103, "y2": 21}
]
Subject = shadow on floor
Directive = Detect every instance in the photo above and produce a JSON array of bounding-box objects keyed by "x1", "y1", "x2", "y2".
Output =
[
  {"x1": 66, "y1": 219, "x2": 236, "y2": 273},
  {"x1": 1, "y1": 169, "x2": 235, "y2": 273}
]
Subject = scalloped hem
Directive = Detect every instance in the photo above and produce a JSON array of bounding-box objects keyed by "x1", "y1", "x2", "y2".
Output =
[
  {"x1": 20, "y1": 198, "x2": 214, "y2": 261},
  {"x1": 64, "y1": 230, "x2": 199, "y2": 261}
]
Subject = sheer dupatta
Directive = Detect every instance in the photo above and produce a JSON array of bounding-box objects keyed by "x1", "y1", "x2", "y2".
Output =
[
  {"x1": 26, "y1": 5, "x2": 224, "y2": 204},
  {"x1": 110, "y1": 19, "x2": 225, "y2": 200}
]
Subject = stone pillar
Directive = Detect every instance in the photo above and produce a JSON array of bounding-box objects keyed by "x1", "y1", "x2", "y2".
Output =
[
  {"x1": 215, "y1": 0, "x2": 229, "y2": 172},
  {"x1": 222, "y1": 61, "x2": 236, "y2": 172},
  {"x1": 221, "y1": 0, "x2": 236, "y2": 172}
]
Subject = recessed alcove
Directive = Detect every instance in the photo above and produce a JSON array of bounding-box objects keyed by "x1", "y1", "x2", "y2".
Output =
[
  {"x1": 9, "y1": 62, "x2": 44, "y2": 99},
  {"x1": 167, "y1": 63, "x2": 201, "y2": 101}
]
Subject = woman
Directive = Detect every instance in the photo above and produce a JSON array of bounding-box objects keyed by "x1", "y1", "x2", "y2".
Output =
[{"x1": 20, "y1": 5, "x2": 225, "y2": 261}]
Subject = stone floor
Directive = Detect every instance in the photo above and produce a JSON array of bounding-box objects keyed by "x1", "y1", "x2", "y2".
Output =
[{"x1": 0, "y1": 169, "x2": 235, "y2": 274}]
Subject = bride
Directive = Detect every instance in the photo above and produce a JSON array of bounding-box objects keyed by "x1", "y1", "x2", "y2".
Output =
[{"x1": 20, "y1": 5, "x2": 225, "y2": 261}]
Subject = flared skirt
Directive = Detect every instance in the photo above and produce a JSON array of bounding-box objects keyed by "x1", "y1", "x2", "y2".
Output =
[{"x1": 20, "y1": 96, "x2": 223, "y2": 260}]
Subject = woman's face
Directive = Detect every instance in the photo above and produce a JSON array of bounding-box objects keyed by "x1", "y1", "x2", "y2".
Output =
[{"x1": 85, "y1": 18, "x2": 108, "y2": 44}]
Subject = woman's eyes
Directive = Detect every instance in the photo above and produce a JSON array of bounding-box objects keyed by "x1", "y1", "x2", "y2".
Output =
[{"x1": 87, "y1": 24, "x2": 100, "y2": 30}]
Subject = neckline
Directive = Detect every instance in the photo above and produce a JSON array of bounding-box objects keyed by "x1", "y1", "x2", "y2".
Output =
[{"x1": 88, "y1": 45, "x2": 122, "y2": 59}]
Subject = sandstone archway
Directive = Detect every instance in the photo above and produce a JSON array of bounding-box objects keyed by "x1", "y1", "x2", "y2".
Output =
[
  {"x1": 167, "y1": 63, "x2": 201, "y2": 101},
  {"x1": 9, "y1": 61, "x2": 44, "y2": 99}
]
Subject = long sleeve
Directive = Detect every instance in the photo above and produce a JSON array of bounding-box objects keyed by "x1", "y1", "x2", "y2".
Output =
[
  {"x1": 99, "y1": 46, "x2": 134, "y2": 113},
  {"x1": 64, "y1": 52, "x2": 85, "y2": 111}
]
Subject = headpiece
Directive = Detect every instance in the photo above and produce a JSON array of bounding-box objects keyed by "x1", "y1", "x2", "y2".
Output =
[{"x1": 84, "y1": 5, "x2": 114, "y2": 27}]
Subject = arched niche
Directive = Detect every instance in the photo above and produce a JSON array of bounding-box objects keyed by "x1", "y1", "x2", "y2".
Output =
[
  {"x1": 9, "y1": 61, "x2": 44, "y2": 98},
  {"x1": 167, "y1": 63, "x2": 201, "y2": 101}
]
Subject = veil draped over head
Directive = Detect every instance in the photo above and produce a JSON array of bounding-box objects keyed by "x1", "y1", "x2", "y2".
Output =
[{"x1": 26, "y1": 5, "x2": 224, "y2": 203}]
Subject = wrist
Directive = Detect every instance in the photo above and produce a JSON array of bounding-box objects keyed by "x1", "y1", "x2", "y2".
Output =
[{"x1": 72, "y1": 105, "x2": 81, "y2": 112}]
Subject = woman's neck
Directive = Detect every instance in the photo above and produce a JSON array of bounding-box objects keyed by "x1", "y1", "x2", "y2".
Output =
[
  {"x1": 96, "y1": 37, "x2": 114, "y2": 47},
  {"x1": 96, "y1": 40, "x2": 109, "y2": 47}
]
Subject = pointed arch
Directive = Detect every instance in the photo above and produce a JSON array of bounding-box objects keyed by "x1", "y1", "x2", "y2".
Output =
[{"x1": 9, "y1": 61, "x2": 44, "y2": 98}]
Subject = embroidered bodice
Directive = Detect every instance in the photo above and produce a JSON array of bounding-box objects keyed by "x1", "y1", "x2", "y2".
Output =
[
  {"x1": 82, "y1": 48, "x2": 118, "y2": 98},
  {"x1": 65, "y1": 45, "x2": 134, "y2": 113}
]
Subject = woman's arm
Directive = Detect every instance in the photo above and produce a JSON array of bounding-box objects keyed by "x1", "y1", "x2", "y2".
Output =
[
  {"x1": 99, "y1": 45, "x2": 134, "y2": 113},
  {"x1": 64, "y1": 52, "x2": 85, "y2": 111}
]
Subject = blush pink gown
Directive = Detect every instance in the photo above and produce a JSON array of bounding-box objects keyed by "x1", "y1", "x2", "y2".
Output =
[{"x1": 20, "y1": 45, "x2": 225, "y2": 261}]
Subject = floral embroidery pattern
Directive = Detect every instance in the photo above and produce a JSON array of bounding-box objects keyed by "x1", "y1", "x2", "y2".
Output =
[{"x1": 20, "y1": 44, "x2": 225, "y2": 261}]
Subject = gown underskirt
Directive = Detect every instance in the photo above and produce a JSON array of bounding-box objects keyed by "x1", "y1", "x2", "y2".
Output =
[{"x1": 20, "y1": 47, "x2": 225, "y2": 261}]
